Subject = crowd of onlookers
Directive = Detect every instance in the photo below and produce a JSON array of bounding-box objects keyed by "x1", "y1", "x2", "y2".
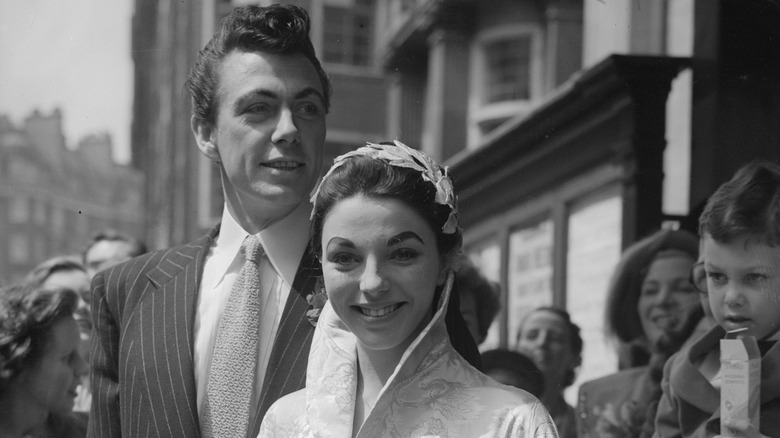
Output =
[
  {"x1": 454, "y1": 161, "x2": 780, "y2": 438},
  {"x1": 0, "y1": 230, "x2": 146, "y2": 437},
  {"x1": 2, "y1": 160, "x2": 780, "y2": 437},
  {"x1": 1, "y1": 1, "x2": 778, "y2": 435}
]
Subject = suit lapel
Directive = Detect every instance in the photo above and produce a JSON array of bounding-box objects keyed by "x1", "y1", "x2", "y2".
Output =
[
  {"x1": 250, "y1": 245, "x2": 322, "y2": 436},
  {"x1": 140, "y1": 226, "x2": 218, "y2": 438}
]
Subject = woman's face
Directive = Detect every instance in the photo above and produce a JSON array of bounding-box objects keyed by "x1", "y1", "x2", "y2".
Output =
[
  {"x1": 43, "y1": 269, "x2": 92, "y2": 359},
  {"x1": 14, "y1": 316, "x2": 87, "y2": 415},
  {"x1": 321, "y1": 195, "x2": 448, "y2": 355},
  {"x1": 637, "y1": 254, "x2": 700, "y2": 349},
  {"x1": 516, "y1": 310, "x2": 575, "y2": 386}
]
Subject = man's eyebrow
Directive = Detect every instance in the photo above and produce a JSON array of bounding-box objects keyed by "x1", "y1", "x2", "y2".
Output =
[
  {"x1": 294, "y1": 87, "x2": 325, "y2": 103},
  {"x1": 233, "y1": 87, "x2": 324, "y2": 112},
  {"x1": 387, "y1": 231, "x2": 424, "y2": 246},
  {"x1": 233, "y1": 90, "x2": 278, "y2": 112}
]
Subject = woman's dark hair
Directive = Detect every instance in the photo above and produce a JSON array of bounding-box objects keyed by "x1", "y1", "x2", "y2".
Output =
[
  {"x1": 699, "y1": 160, "x2": 780, "y2": 247},
  {"x1": 185, "y1": 4, "x2": 331, "y2": 126},
  {"x1": 310, "y1": 152, "x2": 462, "y2": 261},
  {"x1": 456, "y1": 258, "x2": 501, "y2": 343},
  {"x1": 515, "y1": 306, "x2": 583, "y2": 388},
  {"x1": 481, "y1": 348, "x2": 545, "y2": 398},
  {"x1": 0, "y1": 284, "x2": 79, "y2": 390},
  {"x1": 23, "y1": 255, "x2": 86, "y2": 286},
  {"x1": 604, "y1": 229, "x2": 699, "y2": 348}
]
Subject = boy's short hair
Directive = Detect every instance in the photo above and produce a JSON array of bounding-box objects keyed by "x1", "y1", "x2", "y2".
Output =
[{"x1": 699, "y1": 160, "x2": 780, "y2": 246}]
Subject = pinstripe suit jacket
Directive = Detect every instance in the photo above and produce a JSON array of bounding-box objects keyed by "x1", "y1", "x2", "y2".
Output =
[{"x1": 87, "y1": 226, "x2": 322, "y2": 438}]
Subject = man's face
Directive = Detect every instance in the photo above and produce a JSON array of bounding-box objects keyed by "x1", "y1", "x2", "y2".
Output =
[
  {"x1": 85, "y1": 240, "x2": 136, "y2": 278},
  {"x1": 193, "y1": 50, "x2": 326, "y2": 225}
]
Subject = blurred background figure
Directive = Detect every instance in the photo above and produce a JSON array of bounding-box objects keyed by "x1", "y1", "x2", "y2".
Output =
[
  {"x1": 577, "y1": 228, "x2": 702, "y2": 438},
  {"x1": 516, "y1": 306, "x2": 583, "y2": 438},
  {"x1": 481, "y1": 348, "x2": 545, "y2": 399},
  {"x1": 681, "y1": 246, "x2": 717, "y2": 350},
  {"x1": 23, "y1": 256, "x2": 92, "y2": 414},
  {"x1": 0, "y1": 284, "x2": 88, "y2": 437},
  {"x1": 457, "y1": 257, "x2": 501, "y2": 346},
  {"x1": 83, "y1": 229, "x2": 148, "y2": 279}
]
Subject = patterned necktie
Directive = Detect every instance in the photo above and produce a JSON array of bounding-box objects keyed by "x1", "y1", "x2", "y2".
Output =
[{"x1": 201, "y1": 235, "x2": 263, "y2": 438}]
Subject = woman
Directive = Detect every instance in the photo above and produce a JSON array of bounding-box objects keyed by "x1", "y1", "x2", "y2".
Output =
[
  {"x1": 576, "y1": 229, "x2": 703, "y2": 438},
  {"x1": 516, "y1": 307, "x2": 583, "y2": 438},
  {"x1": 0, "y1": 284, "x2": 88, "y2": 437},
  {"x1": 259, "y1": 141, "x2": 557, "y2": 437},
  {"x1": 24, "y1": 255, "x2": 92, "y2": 413}
]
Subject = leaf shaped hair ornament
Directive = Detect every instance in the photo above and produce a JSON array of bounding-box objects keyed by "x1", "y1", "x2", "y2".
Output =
[{"x1": 310, "y1": 140, "x2": 459, "y2": 234}]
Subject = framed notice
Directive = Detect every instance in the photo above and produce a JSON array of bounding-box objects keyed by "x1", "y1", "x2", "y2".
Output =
[
  {"x1": 507, "y1": 219, "x2": 554, "y2": 346},
  {"x1": 565, "y1": 186, "x2": 622, "y2": 403}
]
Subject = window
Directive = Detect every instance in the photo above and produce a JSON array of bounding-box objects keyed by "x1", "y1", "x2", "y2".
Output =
[
  {"x1": 484, "y1": 36, "x2": 532, "y2": 103},
  {"x1": 51, "y1": 205, "x2": 64, "y2": 234},
  {"x1": 10, "y1": 197, "x2": 29, "y2": 224},
  {"x1": 468, "y1": 25, "x2": 542, "y2": 146},
  {"x1": 323, "y1": 0, "x2": 374, "y2": 66},
  {"x1": 9, "y1": 234, "x2": 30, "y2": 264},
  {"x1": 33, "y1": 198, "x2": 47, "y2": 226}
]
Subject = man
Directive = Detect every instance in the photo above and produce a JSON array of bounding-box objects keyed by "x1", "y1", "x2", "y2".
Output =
[
  {"x1": 89, "y1": 5, "x2": 478, "y2": 438},
  {"x1": 83, "y1": 229, "x2": 148, "y2": 278}
]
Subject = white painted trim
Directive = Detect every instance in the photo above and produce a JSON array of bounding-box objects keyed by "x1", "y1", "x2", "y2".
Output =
[{"x1": 468, "y1": 24, "x2": 544, "y2": 148}]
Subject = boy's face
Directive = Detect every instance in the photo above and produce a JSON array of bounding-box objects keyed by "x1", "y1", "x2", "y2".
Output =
[{"x1": 703, "y1": 233, "x2": 780, "y2": 341}]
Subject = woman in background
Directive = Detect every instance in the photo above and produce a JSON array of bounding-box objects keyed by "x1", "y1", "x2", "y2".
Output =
[
  {"x1": 0, "y1": 284, "x2": 88, "y2": 437},
  {"x1": 23, "y1": 255, "x2": 92, "y2": 414},
  {"x1": 516, "y1": 307, "x2": 583, "y2": 438},
  {"x1": 577, "y1": 229, "x2": 703, "y2": 438}
]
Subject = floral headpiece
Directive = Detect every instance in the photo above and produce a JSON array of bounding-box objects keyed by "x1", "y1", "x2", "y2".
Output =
[{"x1": 310, "y1": 140, "x2": 459, "y2": 234}]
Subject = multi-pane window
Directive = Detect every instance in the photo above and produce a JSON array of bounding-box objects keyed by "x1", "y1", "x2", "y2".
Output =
[
  {"x1": 10, "y1": 196, "x2": 29, "y2": 224},
  {"x1": 484, "y1": 36, "x2": 532, "y2": 103},
  {"x1": 323, "y1": 0, "x2": 374, "y2": 66},
  {"x1": 9, "y1": 234, "x2": 30, "y2": 264}
]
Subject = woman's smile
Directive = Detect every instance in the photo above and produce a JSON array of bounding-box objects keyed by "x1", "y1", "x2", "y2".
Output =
[{"x1": 354, "y1": 303, "x2": 403, "y2": 318}]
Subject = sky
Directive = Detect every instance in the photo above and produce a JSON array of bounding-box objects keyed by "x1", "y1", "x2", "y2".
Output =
[{"x1": 0, "y1": 1, "x2": 133, "y2": 164}]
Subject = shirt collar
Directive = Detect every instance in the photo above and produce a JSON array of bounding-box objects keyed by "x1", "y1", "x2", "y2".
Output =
[{"x1": 217, "y1": 201, "x2": 312, "y2": 288}]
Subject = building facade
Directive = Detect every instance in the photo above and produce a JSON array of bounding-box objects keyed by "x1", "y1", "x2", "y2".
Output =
[
  {"x1": 0, "y1": 110, "x2": 144, "y2": 284},
  {"x1": 375, "y1": 0, "x2": 780, "y2": 400}
]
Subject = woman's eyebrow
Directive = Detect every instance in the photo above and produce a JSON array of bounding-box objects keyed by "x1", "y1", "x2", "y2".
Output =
[
  {"x1": 326, "y1": 237, "x2": 354, "y2": 250},
  {"x1": 387, "y1": 231, "x2": 424, "y2": 246}
]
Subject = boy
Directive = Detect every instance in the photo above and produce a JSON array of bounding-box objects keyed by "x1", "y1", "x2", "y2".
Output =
[{"x1": 653, "y1": 161, "x2": 780, "y2": 438}]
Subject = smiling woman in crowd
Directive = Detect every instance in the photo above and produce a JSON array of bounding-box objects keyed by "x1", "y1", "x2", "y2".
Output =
[
  {"x1": 0, "y1": 284, "x2": 88, "y2": 438},
  {"x1": 577, "y1": 229, "x2": 702, "y2": 438}
]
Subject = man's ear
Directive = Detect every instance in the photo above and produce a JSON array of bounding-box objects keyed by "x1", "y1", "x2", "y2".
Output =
[{"x1": 191, "y1": 115, "x2": 220, "y2": 162}]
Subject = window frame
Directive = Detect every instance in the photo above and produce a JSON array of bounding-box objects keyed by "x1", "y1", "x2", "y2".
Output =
[{"x1": 468, "y1": 24, "x2": 544, "y2": 147}]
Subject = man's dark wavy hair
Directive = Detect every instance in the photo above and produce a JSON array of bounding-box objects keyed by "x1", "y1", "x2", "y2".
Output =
[{"x1": 185, "y1": 4, "x2": 331, "y2": 126}]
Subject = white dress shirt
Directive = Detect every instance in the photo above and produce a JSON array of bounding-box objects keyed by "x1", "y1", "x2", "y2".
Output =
[{"x1": 194, "y1": 202, "x2": 311, "y2": 415}]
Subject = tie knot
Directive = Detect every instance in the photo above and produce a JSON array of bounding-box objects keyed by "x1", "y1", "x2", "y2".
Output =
[{"x1": 241, "y1": 235, "x2": 264, "y2": 264}]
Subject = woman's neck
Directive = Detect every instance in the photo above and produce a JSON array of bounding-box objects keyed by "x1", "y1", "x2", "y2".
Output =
[{"x1": 0, "y1": 395, "x2": 48, "y2": 438}]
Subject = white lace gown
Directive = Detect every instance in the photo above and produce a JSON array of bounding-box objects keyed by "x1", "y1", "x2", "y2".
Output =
[{"x1": 258, "y1": 275, "x2": 559, "y2": 438}]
